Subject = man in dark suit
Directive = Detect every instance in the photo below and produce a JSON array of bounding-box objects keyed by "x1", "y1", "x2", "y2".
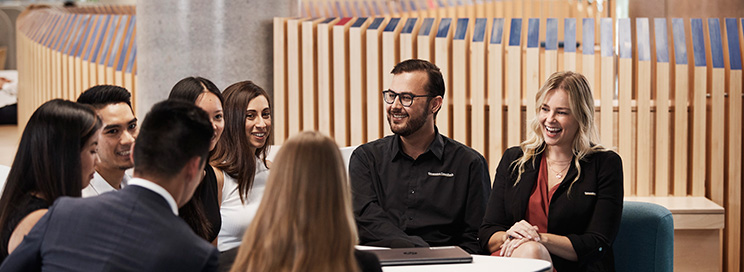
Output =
[{"x1": 0, "y1": 100, "x2": 219, "y2": 272}]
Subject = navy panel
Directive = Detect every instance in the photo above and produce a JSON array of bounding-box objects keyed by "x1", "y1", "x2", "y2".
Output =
[
  {"x1": 372, "y1": 1, "x2": 381, "y2": 15},
  {"x1": 352, "y1": 17, "x2": 368, "y2": 28},
  {"x1": 473, "y1": 18, "x2": 487, "y2": 42},
  {"x1": 454, "y1": 18, "x2": 469, "y2": 40},
  {"x1": 384, "y1": 18, "x2": 401, "y2": 32},
  {"x1": 321, "y1": 17, "x2": 336, "y2": 24},
  {"x1": 77, "y1": 15, "x2": 93, "y2": 58},
  {"x1": 438, "y1": 0, "x2": 446, "y2": 7},
  {"x1": 109, "y1": 15, "x2": 127, "y2": 68},
  {"x1": 600, "y1": 18, "x2": 613, "y2": 57},
  {"x1": 335, "y1": 1, "x2": 343, "y2": 17},
  {"x1": 564, "y1": 18, "x2": 576, "y2": 52},
  {"x1": 54, "y1": 15, "x2": 73, "y2": 52},
  {"x1": 410, "y1": 0, "x2": 417, "y2": 11},
  {"x1": 345, "y1": 1, "x2": 353, "y2": 16},
  {"x1": 636, "y1": 18, "x2": 651, "y2": 61},
  {"x1": 545, "y1": 18, "x2": 558, "y2": 50},
  {"x1": 726, "y1": 18, "x2": 741, "y2": 70},
  {"x1": 527, "y1": 18, "x2": 539, "y2": 48},
  {"x1": 437, "y1": 18, "x2": 452, "y2": 38},
  {"x1": 618, "y1": 18, "x2": 632, "y2": 59},
  {"x1": 90, "y1": 15, "x2": 110, "y2": 63},
  {"x1": 99, "y1": 15, "x2": 118, "y2": 65},
  {"x1": 691, "y1": 18, "x2": 706, "y2": 67},
  {"x1": 402, "y1": 18, "x2": 418, "y2": 34},
  {"x1": 672, "y1": 18, "x2": 687, "y2": 65},
  {"x1": 399, "y1": 0, "x2": 407, "y2": 12},
  {"x1": 509, "y1": 18, "x2": 522, "y2": 46},
  {"x1": 117, "y1": 15, "x2": 135, "y2": 72},
  {"x1": 42, "y1": 15, "x2": 60, "y2": 47},
  {"x1": 708, "y1": 18, "x2": 724, "y2": 69},
  {"x1": 582, "y1": 18, "x2": 594, "y2": 55},
  {"x1": 71, "y1": 15, "x2": 89, "y2": 57},
  {"x1": 368, "y1": 18, "x2": 385, "y2": 30},
  {"x1": 654, "y1": 18, "x2": 669, "y2": 63},
  {"x1": 419, "y1": 18, "x2": 434, "y2": 36},
  {"x1": 490, "y1": 18, "x2": 504, "y2": 44},
  {"x1": 64, "y1": 15, "x2": 82, "y2": 55},
  {"x1": 126, "y1": 41, "x2": 136, "y2": 74}
]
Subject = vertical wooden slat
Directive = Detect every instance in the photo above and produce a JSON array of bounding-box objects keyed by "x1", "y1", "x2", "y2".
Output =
[
  {"x1": 707, "y1": 18, "x2": 725, "y2": 206},
  {"x1": 434, "y1": 18, "x2": 453, "y2": 137},
  {"x1": 617, "y1": 18, "x2": 633, "y2": 195},
  {"x1": 470, "y1": 18, "x2": 487, "y2": 155},
  {"x1": 287, "y1": 18, "x2": 303, "y2": 138},
  {"x1": 654, "y1": 18, "x2": 671, "y2": 196},
  {"x1": 417, "y1": 18, "x2": 436, "y2": 62},
  {"x1": 317, "y1": 18, "x2": 338, "y2": 139},
  {"x1": 690, "y1": 18, "x2": 706, "y2": 197},
  {"x1": 544, "y1": 18, "x2": 558, "y2": 82},
  {"x1": 724, "y1": 17, "x2": 743, "y2": 272},
  {"x1": 302, "y1": 18, "x2": 322, "y2": 133},
  {"x1": 487, "y1": 18, "x2": 505, "y2": 167},
  {"x1": 524, "y1": 18, "x2": 539, "y2": 124},
  {"x1": 671, "y1": 18, "x2": 689, "y2": 196},
  {"x1": 349, "y1": 17, "x2": 371, "y2": 146},
  {"x1": 365, "y1": 17, "x2": 387, "y2": 141},
  {"x1": 506, "y1": 18, "x2": 522, "y2": 147},
  {"x1": 333, "y1": 18, "x2": 354, "y2": 146},
  {"x1": 581, "y1": 18, "x2": 596, "y2": 96},
  {"x1": 452, "y1": 18, "x2": 470, "y2": 144},
  {"x1": 635, "y1": 18, "x2": 652, "y2": 196},
  {"x1": 564, "y1": 18, "x2": 577, "y2": 72},
  {"x1": 400, "y1": 18, "x2": 421, "y2": 60},
  {"x1": 382, "y1": 18, "x2": 403, "y2": 136},
  {"x1": 599, "y1": 17, "x2": 614, "y2": 148}
]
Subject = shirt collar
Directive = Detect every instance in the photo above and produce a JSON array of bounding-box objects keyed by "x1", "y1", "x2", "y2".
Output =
[
  {"x1": 389, "y1": 127, "x2": 445, "y2": 162},
  {"x1": 128, "y1": 178, "x2": 179, "y2": 216}
]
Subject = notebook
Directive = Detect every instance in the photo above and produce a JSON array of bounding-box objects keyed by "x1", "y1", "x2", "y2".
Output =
[{"x1": 364, "y1": 246, "x2": 473, "y2": 266}]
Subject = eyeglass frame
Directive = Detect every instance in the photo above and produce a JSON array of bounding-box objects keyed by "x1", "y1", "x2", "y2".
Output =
[{"x1": 381, "y1": 90, "x2": 438, "y2": 107}]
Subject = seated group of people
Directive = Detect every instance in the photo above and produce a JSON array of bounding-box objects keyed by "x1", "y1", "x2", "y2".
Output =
[{"x1": 0, "y1": 59, "x2": 623, "y2": 272}]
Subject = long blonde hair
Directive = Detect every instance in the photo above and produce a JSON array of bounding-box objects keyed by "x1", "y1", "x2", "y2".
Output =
[
  {"x1": 514, "y1": 71, "x2": 605, "y2": 193},
  {"x1": 229, "y1": 131, "x2": 359, "y2": 272}
]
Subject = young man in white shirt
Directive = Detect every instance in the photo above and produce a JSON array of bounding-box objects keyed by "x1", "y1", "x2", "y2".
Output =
[{"x1": 77, "y1": 85, "x2": 138, "y2": 197}]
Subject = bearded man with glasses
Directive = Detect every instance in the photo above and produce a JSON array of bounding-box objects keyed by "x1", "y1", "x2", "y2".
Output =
[{"x1": 349, "y1": 59, "x2": 490, "y2": 254}]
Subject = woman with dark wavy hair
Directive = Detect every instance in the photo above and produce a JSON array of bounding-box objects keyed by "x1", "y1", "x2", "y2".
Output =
[
  {"x1": 168, "y1": 76, "x2": 225, "y2": 243},
  {"x1": 0, "y1": 99, "x2": 100, "y2": 262},
  {"x1": 212, "y1": 81, "x2": 272, "y2": 252}
]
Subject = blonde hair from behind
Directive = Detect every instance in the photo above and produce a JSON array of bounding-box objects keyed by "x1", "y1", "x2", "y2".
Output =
[
  {"x1": 514, "y1": 71, "x2": 605, "y2": 193},
  {"x1": 229, "y1": 131, "x2": 359, "y2": 272}
]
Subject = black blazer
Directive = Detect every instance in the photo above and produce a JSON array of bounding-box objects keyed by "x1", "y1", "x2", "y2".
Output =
[
  {"x1": 0, "y1": 185, "x2": 218, "y2": 272},
  {"x1": 479, "y1": 146, "x2": 623, "y2": 271}
]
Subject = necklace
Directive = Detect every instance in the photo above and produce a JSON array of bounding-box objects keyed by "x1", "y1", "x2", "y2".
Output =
[{"x1": 547, "y1": 158, "x2": 571, "y2": 179}]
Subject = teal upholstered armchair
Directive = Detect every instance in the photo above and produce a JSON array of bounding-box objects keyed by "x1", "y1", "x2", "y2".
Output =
[{"x1": 614, "y1": 201, "x2": 674, "y2": 272}]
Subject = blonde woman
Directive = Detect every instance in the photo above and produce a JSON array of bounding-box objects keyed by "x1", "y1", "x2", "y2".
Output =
[
  {"x1": 227, "y1": 131, "x2": 381, "y2": 272},
  {"x1": 479, "y1": 71, "x2": 623, "y2": 271}
]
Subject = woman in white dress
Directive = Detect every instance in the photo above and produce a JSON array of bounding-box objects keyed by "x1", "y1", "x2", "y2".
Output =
[{"x1": 212, "y1": 81, "x2": 272, "y2": 252}]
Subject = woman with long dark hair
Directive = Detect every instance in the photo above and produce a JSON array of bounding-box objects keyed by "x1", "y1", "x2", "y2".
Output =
[
  {"x1": 212, "y1": 81, "x2": 272, "y2": 252},
  {"x1": 168, "y1": 76, "x2": 225, "y2": 243},
  {"x1": 0, "y1": 99, "x2": 100, "y2": 262}
]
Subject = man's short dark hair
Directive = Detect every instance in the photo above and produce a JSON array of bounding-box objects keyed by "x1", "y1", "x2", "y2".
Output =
[
  {"x1": 390, "y1": 59, "x2": 445, "y2": 98},
  {"x1": 134, "y1": 100, "x2": 213, "y2": 179},
  {"x1": 77, "y1": 85, "x2": 132, "y2": 110}
]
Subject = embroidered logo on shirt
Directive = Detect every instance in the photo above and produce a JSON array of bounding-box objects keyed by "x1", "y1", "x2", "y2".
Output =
[{"x1": 428, "y1": 172, "x2": 454, "y2": 177}]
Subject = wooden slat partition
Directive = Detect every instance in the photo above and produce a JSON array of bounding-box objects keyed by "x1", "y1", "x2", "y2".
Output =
[
  {"x1": 16, "y1": 6, "x2": 136, "y2": 130},
  {"x1": 724, "y1": 18, "x2": 742, "y2": 271}
]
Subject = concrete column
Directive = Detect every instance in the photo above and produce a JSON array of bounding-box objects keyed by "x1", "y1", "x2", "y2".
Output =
[{"x1": 136, "y1": 0, "x2": 298, "y2": 117}]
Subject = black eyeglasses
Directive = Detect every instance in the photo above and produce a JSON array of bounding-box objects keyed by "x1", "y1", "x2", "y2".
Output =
[{"x1": 381, "y1": 90, "x2": 436, "y2": 107}]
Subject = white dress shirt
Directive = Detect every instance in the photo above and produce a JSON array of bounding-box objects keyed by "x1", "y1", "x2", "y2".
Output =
[{"x1": 82, "y1": 172, "x2": 130, "y2": 198}]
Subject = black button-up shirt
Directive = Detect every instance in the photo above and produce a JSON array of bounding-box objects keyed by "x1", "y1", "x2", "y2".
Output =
[{"x1": 350, "y1": 129, "x2": 490, "y2": 254}]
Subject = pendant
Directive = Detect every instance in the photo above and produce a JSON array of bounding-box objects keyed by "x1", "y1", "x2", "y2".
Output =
[{"x1": 556, "y1": 173, "x2": 562, "y2": 179}]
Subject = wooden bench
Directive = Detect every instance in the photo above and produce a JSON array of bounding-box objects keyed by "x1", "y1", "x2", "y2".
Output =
[{"x1": 625, "y1": 196, "x2": 724, "y2": 272}]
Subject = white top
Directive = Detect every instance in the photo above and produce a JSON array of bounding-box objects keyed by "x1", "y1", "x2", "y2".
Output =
[
  {"x1": 128, "y1": 178, "x2": 179, "y2": 216},
  {"x1": 217, "y1": 158, "x2": 269, "y2": 252},
  {"x1": 81, "y1": 172, "x2": 130, "y2": 198}
]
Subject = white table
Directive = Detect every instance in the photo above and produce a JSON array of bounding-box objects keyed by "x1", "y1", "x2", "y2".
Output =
[{"x1": 380, "y1": 255, "x2": 552, "y2": 272}]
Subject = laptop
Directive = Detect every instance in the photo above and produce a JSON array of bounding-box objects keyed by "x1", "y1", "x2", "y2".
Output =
[{"x1": 363, "y1": 246, "x2": 473, "y2": 266}]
